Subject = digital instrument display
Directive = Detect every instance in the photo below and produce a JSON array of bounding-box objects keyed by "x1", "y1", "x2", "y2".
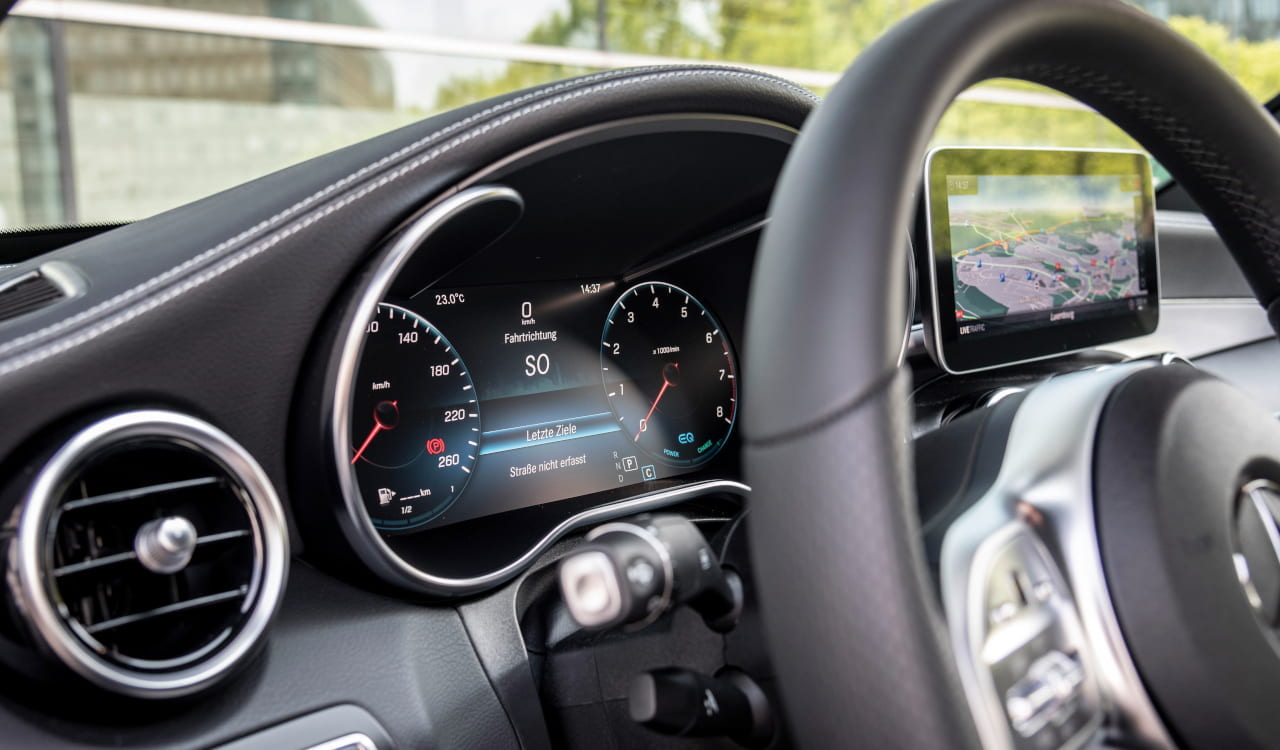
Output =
[
  {"x1": 346, "y1": 280, "x2": 738, "y2": 534},
  {"x1": 923, "y1": 148, "x2": 1159, "y2": 373}
]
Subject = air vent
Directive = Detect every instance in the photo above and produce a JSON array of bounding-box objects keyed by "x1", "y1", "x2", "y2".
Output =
[
  {"x1": 8, "y1": 411, "x2": 288, "y2": 698},
  {"x1": 0, "y1": 271, "x2": 64, "y2": 323}
]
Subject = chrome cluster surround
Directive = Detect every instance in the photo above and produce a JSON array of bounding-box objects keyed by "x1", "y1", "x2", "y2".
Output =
[{"x1": 7, "y1": 410, "x2": 289, "y2": 698}]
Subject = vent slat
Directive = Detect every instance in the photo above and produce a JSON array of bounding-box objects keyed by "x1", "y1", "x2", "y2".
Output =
[
  {"x1": 52, "y1": 529, "x2": 252, "y2": 578},
  {"x1": 54, "y1": 549, "x2": 138, "y2": 577},
  {"x1": 196, "y1": 529, "x2": 252, "y2": 545},
  {"x1": 0, "y1": 272, "x2": 65, "y2": 322},
  {"x1": 60, "y1": 476, "x2": 223, "y2": 513},
  {"x1": 84, "y1": 586, "x2": 249, "y2": 636}
]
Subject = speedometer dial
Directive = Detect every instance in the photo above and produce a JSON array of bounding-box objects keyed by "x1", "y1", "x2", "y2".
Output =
[
  {"x1": 601, "y1": 282, "x2": 737, "y2": 467},
  {"x1": 349, "y1": 303, "x2": 480, "y2": 532}
]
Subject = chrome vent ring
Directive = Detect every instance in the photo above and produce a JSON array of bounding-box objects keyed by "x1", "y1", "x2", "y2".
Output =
[{"x1": 8, "y1": 410, "x2": 288, "y2": 698}]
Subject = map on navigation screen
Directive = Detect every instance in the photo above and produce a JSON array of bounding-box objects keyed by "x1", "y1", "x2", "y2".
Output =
[
  {"x1": 947, "y1": 174, "x2": 1145, "y2": 323},
  {"x1": 924, "y1": 148, "x2": 1158, "y2": 373}
]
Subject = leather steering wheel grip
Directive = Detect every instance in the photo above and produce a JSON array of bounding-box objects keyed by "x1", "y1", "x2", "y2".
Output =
[{"x1": 743, "y1": 0, "x2": 1280, "y2": 747}]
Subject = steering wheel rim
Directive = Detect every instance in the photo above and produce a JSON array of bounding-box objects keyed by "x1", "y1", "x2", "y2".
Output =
[{"x1": 743, "y1": 0, "x2": 1280, "y2": 748}]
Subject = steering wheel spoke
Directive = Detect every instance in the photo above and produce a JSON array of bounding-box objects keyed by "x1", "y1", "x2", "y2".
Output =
[
  {"x1": 940, "y1": 360, "x2": 1175, "y2": 749},
  {"x1": 944, "y1": 521, "x2": 1101, "y2": 748}
]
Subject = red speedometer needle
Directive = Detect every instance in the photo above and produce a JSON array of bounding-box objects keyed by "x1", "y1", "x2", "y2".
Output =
[
  {"x1": 351, "y1": 400, "x2": 399, "y2": 464},
  {"x1": 635, "y1": 363, "x2": 679, "y2": 442}
]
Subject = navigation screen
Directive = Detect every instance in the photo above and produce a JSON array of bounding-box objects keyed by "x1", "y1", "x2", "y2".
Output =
[{"x1": 924, "y1": 149, "x2": 1158, "y2": 373}]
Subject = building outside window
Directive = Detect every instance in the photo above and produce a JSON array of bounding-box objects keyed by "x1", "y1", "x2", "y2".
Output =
[{"x1": 0, "y1": 0, "x2": 1275, "y2": 230}]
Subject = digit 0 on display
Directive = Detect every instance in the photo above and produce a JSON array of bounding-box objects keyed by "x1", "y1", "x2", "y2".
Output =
[
  {"x1": 348, "y1": 302, "x2": 481, "y2": 532},
  {"x1": 600, "y1": 282, "x2": 738, "y2": 467}
]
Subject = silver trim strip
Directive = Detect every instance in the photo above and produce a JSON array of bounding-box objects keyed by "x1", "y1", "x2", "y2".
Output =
[
  {"x1": 306, "y1": 732, "x2": 377, "y2": 750},
  {"x1": 1153, "y1": 209, "x2": 1214, "y2": 230},
  {"x1": 8, "y1": 410, "x2": 289, "y2": 698},
  {"x1": 976, "y1": 386, "x2": 1025, "y2": 409},
  {"x1": 1103, "y1": 298, "x2": 1273, "y2": 360},
  {"x1": 0, "y1": 270, "x2": 38, "y2": 296}
]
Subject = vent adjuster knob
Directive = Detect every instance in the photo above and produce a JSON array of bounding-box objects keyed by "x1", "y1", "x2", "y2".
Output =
[{"x1": 135, "y1": 516, "x2": 198, "y2": 575}]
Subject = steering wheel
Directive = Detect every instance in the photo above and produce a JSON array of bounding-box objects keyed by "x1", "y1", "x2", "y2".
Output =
[{"x1": 743, "y1": 0, "x2": 1280, "y2": 748}]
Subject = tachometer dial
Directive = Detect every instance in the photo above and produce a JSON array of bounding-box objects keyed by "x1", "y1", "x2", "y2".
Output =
[
  {"x1": 350, "y1": 303, "x2": 480, "y2": 532},
  {"x1": 601, "y1": 282, "x2": 737, "y2": 467}
]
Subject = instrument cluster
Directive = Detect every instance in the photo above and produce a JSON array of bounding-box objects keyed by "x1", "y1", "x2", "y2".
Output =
[
  {"x1": 347, "y1": 278, "x2": 739, "y2": 534},
  {"x1": 295, "y1": 114, "x2": 796, "y2": 595}
]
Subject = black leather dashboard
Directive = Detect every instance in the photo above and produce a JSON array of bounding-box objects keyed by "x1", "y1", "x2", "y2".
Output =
[{"x1": 0, "y1": 66, "x2": 815, "y2": 748}]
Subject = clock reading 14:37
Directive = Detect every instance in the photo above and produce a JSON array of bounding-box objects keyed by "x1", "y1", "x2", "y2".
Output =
[{"x1": 600, "y1": 282, "x2": 738, "y2": 467}]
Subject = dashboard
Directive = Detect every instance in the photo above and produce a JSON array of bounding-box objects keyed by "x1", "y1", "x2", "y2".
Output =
[
  {"x1": 0, "y1": 93, "x2": 801, "y2": 745},
  {"x1": 0, "y1": 63, "x2": 1274, "y2": 750}
]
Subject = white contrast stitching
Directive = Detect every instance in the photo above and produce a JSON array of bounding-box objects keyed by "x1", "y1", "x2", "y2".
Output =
[
  {"x1": 0, "y1": 65, "x2": 675, "y2": 360},
  {"x1": 0, "y1": 67, "x2": 817, "y2": 379}
]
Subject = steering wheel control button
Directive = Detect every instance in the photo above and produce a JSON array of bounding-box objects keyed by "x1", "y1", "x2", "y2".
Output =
[
  {"x1": 558, "y1": 514, "x2": 742, "y2": 633},
  {"x1": 945, "y1": 520, "x2": 1100, "y2": 750},
  {"x1": 1234, "y1": 480, "x2": 1280, "y2": 625},
  {"x1": 1003, "y1": 650, "x2": 1085, "y2": 738},
  {"x1": 134, "y1": 516, "x2": 199, "y2": 575},
  {"x1": 629, "y1": 667, "x2": 774, "y2": 748}
]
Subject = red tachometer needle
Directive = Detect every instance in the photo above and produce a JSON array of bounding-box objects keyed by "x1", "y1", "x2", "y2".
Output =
[
  {"x1": 351, "y1": 400, "x2": 398, "y2": 464},
  {"x1": 635, "y1": 364, "x2": 679, "y2": 442}
]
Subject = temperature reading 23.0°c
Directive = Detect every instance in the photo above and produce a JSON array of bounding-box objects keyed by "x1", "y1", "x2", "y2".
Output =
[
  {"x1": 349, "y1": 302, "x2": 480, "y2": 533},
  {"x1": 601, "y1": 282, "x2": 738, "y2": 468}
]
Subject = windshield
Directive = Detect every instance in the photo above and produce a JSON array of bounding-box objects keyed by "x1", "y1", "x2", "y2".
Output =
[{"x1": 0, "y1": 0, "x2": 1272, "y2": 230}]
